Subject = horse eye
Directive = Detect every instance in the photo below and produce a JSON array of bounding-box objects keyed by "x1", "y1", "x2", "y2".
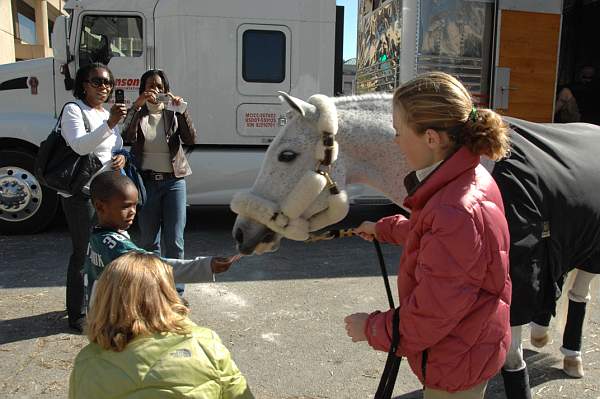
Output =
[{"x1": 278, "y1": 150, "x2": 298, "y2": 163}]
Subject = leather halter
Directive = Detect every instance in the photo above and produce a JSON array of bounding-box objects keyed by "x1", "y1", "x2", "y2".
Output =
[{"x1": 230, "y1": 94, "x2": 349, "y2": 242}]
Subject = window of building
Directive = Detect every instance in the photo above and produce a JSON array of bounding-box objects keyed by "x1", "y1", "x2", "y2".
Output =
[
  {"x1": 15, "y1": 1, "x2": 36, "y2": 44},
  {"x1": 48, "y1": 19, "x2": 54, "y2": 48},
  {"x1": 78, "y1": 15, "x2": 143, "y2": 66},
  {"x1": 242, "y1": 30, "x2": 286, "y2": 83}
]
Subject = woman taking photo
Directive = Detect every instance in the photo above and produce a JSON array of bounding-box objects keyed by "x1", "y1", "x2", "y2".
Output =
[
  {"x1": 61, "y1": 63, "x2": 127, "y2": 331},
  {"x1": 69, "y1": 252, "x2": 254, "y2": 399},
  {"x1": 123, "y1": 69, "x2": 197, "y2": 296}
]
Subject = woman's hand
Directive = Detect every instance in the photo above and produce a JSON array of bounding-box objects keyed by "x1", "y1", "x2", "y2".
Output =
[
  {"x1": 133, "y1": 90, "x2": 158, "y2": 108},
  {"x1": 167, "y1": 92, "x2": 184, "y2": 106},
  {"x1": 344, "y1": 313, "x2": 369, "y2": 342},
  {"x1": 354, "y1": 221, "x2": 377, "y2": 241},
  {"x1": 111, "y1": 154, "x2": 126, "y2": 170},
  {"x1": 108, "y1": 104, "x2": 128, "y2": 129},
  {"x1": 211, "y1": 254, "x2": 242, "y2": 273}
]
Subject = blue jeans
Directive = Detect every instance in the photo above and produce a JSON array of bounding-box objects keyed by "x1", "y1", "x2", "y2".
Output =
[{"x1": 138, "y1": 176, "x2": 187, "y2": 294}]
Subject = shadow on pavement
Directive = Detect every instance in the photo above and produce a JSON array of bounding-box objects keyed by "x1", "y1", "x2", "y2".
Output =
[
  {"x1": 390, "y1": 349, "x2": 570, "y2": 399},
  {"x1": 1, "y1": 205, "x2": 403, "y2": 289},
  {"x1": 0, "y1": 310, "x2": 75, "y2": 345}
]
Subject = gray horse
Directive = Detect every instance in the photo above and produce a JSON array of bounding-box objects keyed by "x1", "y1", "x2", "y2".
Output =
[{"x1": 231, "y1": 92, "x2": 600, "y2": 399}]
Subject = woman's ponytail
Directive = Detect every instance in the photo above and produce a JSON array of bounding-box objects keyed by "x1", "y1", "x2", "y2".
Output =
[{"x1": 461, "y1": 108, "x2": 510, "y2": 160}]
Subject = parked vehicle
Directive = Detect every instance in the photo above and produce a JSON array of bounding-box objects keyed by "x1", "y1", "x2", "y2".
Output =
[{"x1": 0, "y1": 0, "x2": 373, "y2": 234}]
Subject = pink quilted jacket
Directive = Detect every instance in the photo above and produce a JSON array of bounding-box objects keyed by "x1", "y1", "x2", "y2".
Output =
[{"x1": 366, "y1": 147, "x2": 511, "y2": 392}]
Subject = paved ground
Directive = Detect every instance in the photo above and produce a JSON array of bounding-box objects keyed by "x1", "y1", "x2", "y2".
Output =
[{"x1": 1, "y1": 205, "x2": 600, "y2": 398}]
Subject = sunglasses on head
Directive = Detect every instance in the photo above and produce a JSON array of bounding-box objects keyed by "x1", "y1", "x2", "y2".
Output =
[{"x1": 85, "y1": 77, "x2": 114, "y2": 88}]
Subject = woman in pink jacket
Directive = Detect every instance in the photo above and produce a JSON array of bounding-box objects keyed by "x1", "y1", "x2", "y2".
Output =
[{"x1": 345, "y1": 72, "x2": 512, "y2": 398}]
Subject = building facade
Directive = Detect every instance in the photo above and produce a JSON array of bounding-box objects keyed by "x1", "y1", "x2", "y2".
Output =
[{"x1": 0, "y1": 0, "x2": 65, "y2": 64}]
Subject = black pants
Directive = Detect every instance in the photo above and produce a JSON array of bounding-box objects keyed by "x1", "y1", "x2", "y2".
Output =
[{"x1": 61, "y1": 194, "x2": 94, "y2": 322}]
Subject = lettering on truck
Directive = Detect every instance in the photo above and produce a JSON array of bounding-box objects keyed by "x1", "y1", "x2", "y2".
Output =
[{"x1": 245, "y1": 112, "x2": 277, "y2": 128}]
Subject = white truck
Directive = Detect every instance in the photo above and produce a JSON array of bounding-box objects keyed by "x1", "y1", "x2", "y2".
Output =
[{"x1": 0, "y1": 0, "x2": 365, "y2": 234}]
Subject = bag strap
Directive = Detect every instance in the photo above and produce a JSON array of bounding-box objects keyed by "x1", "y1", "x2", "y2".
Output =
[{"x1": 55, "y1": 101, "x2": 91, "y2": 133}]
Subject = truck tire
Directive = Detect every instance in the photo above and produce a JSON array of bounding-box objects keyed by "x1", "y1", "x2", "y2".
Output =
[{"x1": 0, "y1": 149, "x2": 59, "y2": 234}]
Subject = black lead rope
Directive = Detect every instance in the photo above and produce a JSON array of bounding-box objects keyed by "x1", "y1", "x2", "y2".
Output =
[
  {"x1": 372, "y1": 239, "x2": 401, "y2": 399},
  {"x1": 306, "y1": 231, "x2": 402, "y2": 398}
]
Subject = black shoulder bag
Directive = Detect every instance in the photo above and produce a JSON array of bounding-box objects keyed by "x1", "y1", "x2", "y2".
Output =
[{"x1": 34, "y1": 102, "x2": 102, "y2": 196}]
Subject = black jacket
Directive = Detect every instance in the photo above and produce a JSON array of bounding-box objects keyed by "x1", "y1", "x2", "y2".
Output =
[{"x1": 493, "y1": 117, "x2": 600, "y2": 325}]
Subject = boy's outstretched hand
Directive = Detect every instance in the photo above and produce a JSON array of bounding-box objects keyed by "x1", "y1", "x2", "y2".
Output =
[{"x1": 211, "y1": 254, "x2": 241, "y2": 273}]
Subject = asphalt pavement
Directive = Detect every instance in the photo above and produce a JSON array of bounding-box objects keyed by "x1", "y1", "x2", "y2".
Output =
[{"x1": 1, "y1": 205, "x2": 599, "y2": 398}]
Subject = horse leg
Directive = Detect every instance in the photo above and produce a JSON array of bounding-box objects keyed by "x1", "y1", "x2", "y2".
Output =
[
  {"x1": 561, "y1": 268, "x2": 594, "y2": 378},
  {"x1": 502, "y1": 325, "x2": 532, "y2": 399},
  {"x1": 530, "y1": 312, "x2": 552, "y2": 348}
]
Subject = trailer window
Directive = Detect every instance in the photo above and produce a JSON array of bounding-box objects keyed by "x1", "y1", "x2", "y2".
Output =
[
  {"x1": 79, "y1": 15, "x2": 143, "y2": 67},
  {"x1": 242, "y1": 30, "x2": 286, "y2": 83}
]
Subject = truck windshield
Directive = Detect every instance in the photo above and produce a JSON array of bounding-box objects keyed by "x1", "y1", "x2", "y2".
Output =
[{"x1": 79, "y1": 15, "x2": 143, "y2": 67}]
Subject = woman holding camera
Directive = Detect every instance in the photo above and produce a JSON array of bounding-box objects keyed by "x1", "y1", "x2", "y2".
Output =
[
  {"x1": 123, "y1": 69, "x2": 197, "y2": 297},
  {"x1": 61, "y1": 62, "x2": 127, "y2": 331}
]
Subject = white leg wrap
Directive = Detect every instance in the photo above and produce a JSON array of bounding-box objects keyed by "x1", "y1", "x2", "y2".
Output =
[
  {"x1": 530, "y1": 321, "x2": 549, "y2": 338},
  {"x1": 568, "y1": 269, "x2": 595, "y2": 303},
  {"x1": 504, "y1": 325, "x2": 526, "y2": 371}
]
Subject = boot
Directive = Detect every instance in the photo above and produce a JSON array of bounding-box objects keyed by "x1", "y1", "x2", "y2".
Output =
[
  {"x1": 562, "y1": 300, "x2": 586, "y2": 378},
  {"x1": 501, "y1": 367, "x2": 532, "y2": 399}
]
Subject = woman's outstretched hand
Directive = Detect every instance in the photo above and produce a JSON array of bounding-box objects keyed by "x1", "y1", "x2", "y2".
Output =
[
  {"x1": 354, "y1": 221, "x2": 377, "y2": 241},
  {"x1": 344, "y1": 313, "x2": 369, "y2": 342}
]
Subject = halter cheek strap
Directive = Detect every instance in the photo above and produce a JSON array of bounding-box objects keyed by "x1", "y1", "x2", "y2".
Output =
[{"x1": 230, "y1": 94, "x2": 350, "y2": 241}]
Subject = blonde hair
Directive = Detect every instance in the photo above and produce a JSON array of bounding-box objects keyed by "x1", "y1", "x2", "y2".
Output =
[
  {"x1": 86, "y1": 252, "x2": 190, "y2": 352},
  {"x1": 393, "y1": 71, "x2": 510, "y2": 160}
]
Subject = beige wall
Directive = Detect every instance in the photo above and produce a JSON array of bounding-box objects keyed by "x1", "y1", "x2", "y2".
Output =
[
  {"x1": 0, "y1": 0, "x2": 16, "y2": 64},
  {"x1": 2, "y1": 0, "x2": 65, "y2": 64}
]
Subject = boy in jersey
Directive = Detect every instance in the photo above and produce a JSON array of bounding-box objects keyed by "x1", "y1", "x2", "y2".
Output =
[{"x1": 84, "y1": 171, "x2": 238, "y2": 312}]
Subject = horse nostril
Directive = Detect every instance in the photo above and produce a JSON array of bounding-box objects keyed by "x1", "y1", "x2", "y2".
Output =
[
  {"x1": 261, "y1": 229, "x2": 275, "y2": 243},
  {"x1": 235, "y1": 228, "x2": 244, "y2": 245}
]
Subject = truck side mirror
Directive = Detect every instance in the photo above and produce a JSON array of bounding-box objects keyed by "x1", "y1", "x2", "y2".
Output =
[{"x1": 51, "y1": 16, "x2": 69, "y2": 64}]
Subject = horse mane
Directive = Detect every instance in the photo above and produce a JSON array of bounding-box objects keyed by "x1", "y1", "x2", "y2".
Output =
[{"x1": 332, "y1": 93, "x2": 393, "y2": 113}]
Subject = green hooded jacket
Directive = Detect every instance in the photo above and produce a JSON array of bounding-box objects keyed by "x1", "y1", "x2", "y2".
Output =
[{"x1": 69, "y1": 323, "x2": 253, "y2": 399}]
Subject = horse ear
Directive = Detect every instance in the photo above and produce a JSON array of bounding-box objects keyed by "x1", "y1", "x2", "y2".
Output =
[{"x1": 278, "y1": 91, "x2": 316, "y2": 117}]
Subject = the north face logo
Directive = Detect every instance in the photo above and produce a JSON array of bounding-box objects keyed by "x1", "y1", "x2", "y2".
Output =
[{"x1": 170, "y1": 349, "x2": 192, "y2": 358}]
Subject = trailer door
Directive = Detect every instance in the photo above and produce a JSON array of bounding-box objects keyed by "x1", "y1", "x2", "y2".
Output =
[{"x1": 492, "y1": 3, "x2": 562, "y2": 122}]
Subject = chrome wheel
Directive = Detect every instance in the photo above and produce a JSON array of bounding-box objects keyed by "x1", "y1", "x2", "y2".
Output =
[{"x1": 0, "y1": 166, "x2": 43, "y2": 222}]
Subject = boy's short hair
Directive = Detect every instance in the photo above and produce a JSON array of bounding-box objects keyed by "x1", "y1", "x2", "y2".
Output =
[{"x1": 90, "y1": 172, "x2": 136, "y2": 203}]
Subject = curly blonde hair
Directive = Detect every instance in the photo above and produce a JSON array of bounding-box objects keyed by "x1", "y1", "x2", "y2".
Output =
[
  {"x1": 86, "y1": 252, "x2": 190, "y2": 352},
  {"x1": 393, "y1": 71, "x2": 510, "y2": 160}
]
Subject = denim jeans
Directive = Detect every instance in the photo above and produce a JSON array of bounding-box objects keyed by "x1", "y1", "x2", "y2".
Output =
[
  {"x1": 61, "y1": 194, "x2": 95, "y2": 322},
  {"x1": 138, "y1": 176, "x2": 187, "y2": 294}
]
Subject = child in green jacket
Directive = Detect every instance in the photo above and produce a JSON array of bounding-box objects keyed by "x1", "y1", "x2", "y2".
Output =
[
  {"x1": 70, "y1": 251, "x2": 253, "y2": 399},
  {"x1": 83, "y1": 172, "x2": 239, "y2": 312}
]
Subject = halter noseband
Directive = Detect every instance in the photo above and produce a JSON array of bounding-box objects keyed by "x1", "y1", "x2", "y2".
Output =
[{"x1": 230, "y1": 94, "x2": 350, "y2": 241}]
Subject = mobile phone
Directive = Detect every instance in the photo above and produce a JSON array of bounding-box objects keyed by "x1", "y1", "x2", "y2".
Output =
[
  {"x1": 115, "y1": 89, "x2": 125, "y2": 104},
  {"x1": 156, "y1": 93, "x2": 170, "y2": 104}
]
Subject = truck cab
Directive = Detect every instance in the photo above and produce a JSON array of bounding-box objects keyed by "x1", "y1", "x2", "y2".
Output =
[{"x1": 0, "y1": 0, "x2": 351, "y2": 234}]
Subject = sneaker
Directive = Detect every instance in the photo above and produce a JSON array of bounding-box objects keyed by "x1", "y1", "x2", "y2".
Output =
[
  {"x1": 68, "y1": 317, "x2": 85, "y2": 334},
  {"x1": 180, "y1": 296, "x2": 190, "y2": 308}
]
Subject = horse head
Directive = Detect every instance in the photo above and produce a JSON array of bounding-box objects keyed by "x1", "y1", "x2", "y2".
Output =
[{"x1": 231, "y1": 92, "x2": 352, "y2": 255}]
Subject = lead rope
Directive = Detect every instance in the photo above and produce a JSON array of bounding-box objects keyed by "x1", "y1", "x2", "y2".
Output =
[
  {"x1": 372, "y1": 239, "x2": 401, "y2": 399},
  {"x1": 307, "y1": 230, "x2": 401, "y2": 398}
]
